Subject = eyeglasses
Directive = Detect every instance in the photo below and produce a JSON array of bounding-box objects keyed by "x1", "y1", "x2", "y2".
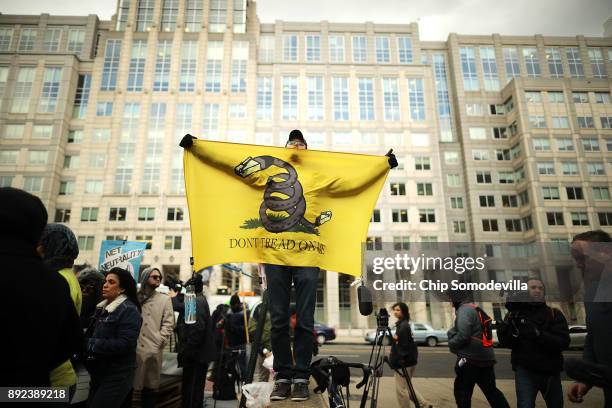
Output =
[
  {"x1": 150, "y1": 275, "x2": 162, "y2": 281},
  {"x1": 286, "y1": 141, "x2": 306, "y2": 148}
]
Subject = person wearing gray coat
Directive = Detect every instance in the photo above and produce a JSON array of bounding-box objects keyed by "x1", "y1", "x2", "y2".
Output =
[
  {"x1": 447, "y1": 291, "x2": 509, "y2": 408},
  {"x1": 133, "y1": 267, "x2": 175, "y2": 408}
]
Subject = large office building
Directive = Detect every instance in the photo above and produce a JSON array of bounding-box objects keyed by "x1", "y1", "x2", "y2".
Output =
[{"x1": 1, "y1": 0, "x2": 611, "y2": 332}]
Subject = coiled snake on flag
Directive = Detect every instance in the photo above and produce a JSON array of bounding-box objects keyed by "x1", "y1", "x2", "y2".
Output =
[{"x1": 234, "y1": 155, "x2": 331, "y2": 233}]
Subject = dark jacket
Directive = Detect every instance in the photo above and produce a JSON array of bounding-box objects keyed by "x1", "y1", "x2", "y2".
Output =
[
  {"x1": 497, "y1": 303, "x2": 570, "y2": 375},
  {"x1": 85, "y1": 297, "x2": 142, "y2": 373},
  {"x1": 584, "y1": 301, "x2": 612, "y2": 371},
  {"x1": 447, "y1": 302, "x2": 495, "y2": 363},
  {"x1": 389, "y1": 319, "x2": 418, "y2": 369},
  {"x1": 0, "y1": 187, "x2": 81, "y2": 386},
  {"x1": 177, "y1": 293, "x2": 217, "y2": 366},
  {"x1": 225, "y1": 308, "x2": 251, "y2": 348}
]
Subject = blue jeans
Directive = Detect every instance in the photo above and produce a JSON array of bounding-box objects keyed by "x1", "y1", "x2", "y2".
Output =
[
  {"x1": 265, "y1": 264, "x2": 319, "y2": 382},
  {"x1": 515, "y1": 365, "x2": 563, "y2": 408}
]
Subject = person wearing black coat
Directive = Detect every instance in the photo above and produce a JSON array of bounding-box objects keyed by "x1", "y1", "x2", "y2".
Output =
[
  {"x1": 567, "y1": 231, "x2": 612, "y2": 407},
  {"x1": 497, "y1": 278, "x2": 570, "y2": 408},
  {"x1": 84, "y1": 267, "x2": 142, "y2": 408},
  {"x1": 389, "y1": 302, "x2": 432, "y2": 408},
  {"x1": 0, "y1": 187, "x2": 81, "y2": 387},
  {"x1": 177, "y1": 274, "x2": 217, "y2": 408}
]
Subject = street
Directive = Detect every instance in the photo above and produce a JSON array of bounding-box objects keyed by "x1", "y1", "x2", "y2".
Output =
[
  {"x1": 316, "y1": 343, "x2": 585, "y2": 379},
  {"x1": 207, "y1": 342, "x2": 605, "y2": 407}
]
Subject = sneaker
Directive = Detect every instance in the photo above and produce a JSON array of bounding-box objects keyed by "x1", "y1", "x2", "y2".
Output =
[
  {"x1": 291, "y1": 382, "x2": 309, "y2": 401},
  {"x1": 270, "y1": 381, "x2": 291, "y2": 401}
]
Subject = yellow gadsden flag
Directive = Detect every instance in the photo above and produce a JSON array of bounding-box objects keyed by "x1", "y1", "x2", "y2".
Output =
[{"x1": 183, "y1": 140, "x2": 389, "y2": 276}]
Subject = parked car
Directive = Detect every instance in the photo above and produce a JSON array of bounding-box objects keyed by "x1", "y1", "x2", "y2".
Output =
[
  {"x1": 569, "y1": 325, "x2": 587, "y2": 349},
  {"x1": 364, "y1": 327, "x2": 396, "y2": 345},
  {"x1": 411, "y1": 323, "x2": 448, "y2": 347},
  {"x1": 314, "y1": 322, "x2": 336, "y2": 345},
  {"x1": 365, "y1": 323, "x2": 447, "y2": 347}
]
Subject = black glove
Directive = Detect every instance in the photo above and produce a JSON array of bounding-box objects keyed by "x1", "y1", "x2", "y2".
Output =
[
  {"x1": 179, "y1": 134, "x2": 197, "y2": 149},
  {"x1": 495, "y1": 319, "x2": 508, "y2": 335},
  {"x1": 518, "y1": 319, "x2": 540, "y2": 339},
  {"x1": 386, "y1": 149, "x2": 398, "y2": 169}
]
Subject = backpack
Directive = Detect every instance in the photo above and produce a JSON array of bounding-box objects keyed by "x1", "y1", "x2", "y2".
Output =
[
  {"x1": 467, "y1": 304, "x2": 494, "y2": 348},
  {"x1": 213, "y1": 351, "x2": 238, "y2": 400}
]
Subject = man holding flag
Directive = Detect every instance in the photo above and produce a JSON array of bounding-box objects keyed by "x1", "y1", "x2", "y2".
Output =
[{"x1": 180, "y1": 130, "x2": 397, "y2": 401}]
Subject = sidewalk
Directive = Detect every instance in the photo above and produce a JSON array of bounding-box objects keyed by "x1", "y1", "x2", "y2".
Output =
[
  {"x1": 204, "y1": 377, "x2": 605, "y2": 407},
  {"x1": 348, "y1": 377, "x2": 605, "y2": 408},
  {"x1": 203, "y1": 379, "x2": 325, "y2": 407}
]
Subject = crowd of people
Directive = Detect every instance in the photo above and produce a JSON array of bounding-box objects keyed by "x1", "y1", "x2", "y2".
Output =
[
  {"x1": 387, "y1": 229, "x2": 611, "y2": 408},
  {"x1": 2, "y1": 129, "x2": 611, "y2": 408},
  {"x1": 1, "y1": 187, "x2": 220, "y2": 407}
]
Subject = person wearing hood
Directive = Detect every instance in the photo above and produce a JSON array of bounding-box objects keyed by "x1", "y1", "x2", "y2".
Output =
[
  {"x1": 85, "y1": 267, "x2": 142, "y2": 408},
  {"x1": 37, "y1": 223, "x2": 83, "y2": 402},
  {"x1": 224, "y1": 293, "x2": 250, "y2": 379},
  {"x1": 133, "y1": 267, "x2": 175, "y2": 408},
  {"x1": 73, "y1": 268, "x2": 105, "y2": 407},
  {"x1": 78, "y1": 268, "x2": 105, "y2": 329},
  {"x1": 497, "y1": 278, "x2": 569, "y2": 408},
  {"x1": 177, "y1": 273, "x2": 217, "y2": 408},
  {"x1": 447, "y1": 289, "x2": 509, "y2": 408},
  {"x1": 0, "y1": 187, "x2": 81, "y2": 387}
]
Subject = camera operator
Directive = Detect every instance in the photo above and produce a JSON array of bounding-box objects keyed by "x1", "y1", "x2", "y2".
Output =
[
  {"x1": 388, "y1": 302, "x2": 432, "y2": 408},
  {"x1": 497, "y1": 278, "x2": 570, "y2": 408}
]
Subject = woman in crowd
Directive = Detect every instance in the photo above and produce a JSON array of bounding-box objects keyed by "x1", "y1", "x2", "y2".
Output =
[
  {"x1": 38, "y1": 223, "x2": 82, "y2": 404},
  {"x1": 70, "y1": 268, "x2": 105, "y2": 407},
  {"x1": 133, "y1": 267, "x2": 175, "y2": 408},
  {"x1": 85, "y1": 267, "x2": 142, "y2": 408},
  {"x1": 389, "y1": 302, "x2": 433, "y2": 408}
]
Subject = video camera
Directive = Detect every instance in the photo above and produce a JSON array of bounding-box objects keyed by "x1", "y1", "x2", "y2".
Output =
[
  {"x1": 375, "y1": 308, "x2": 389, "y2": 329},
  {"x1": 497, "y1": 289, "x2": 540, "y2": 339},
  {"x1": 503, "y1": 289, "x2": 532, "y2": 313}
]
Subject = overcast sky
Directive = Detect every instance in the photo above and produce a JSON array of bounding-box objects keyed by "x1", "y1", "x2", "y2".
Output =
[{"x1": 1, "y1": 0, "x2": 610, "y2": 40}]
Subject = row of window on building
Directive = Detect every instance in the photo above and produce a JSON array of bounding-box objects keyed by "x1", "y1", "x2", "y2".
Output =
[
  {"x1": 115, "y1": 0, "x2": 247, "y2": 34},
  {"x1": 259, "y1": 34, "x2": 415, "y2": 64},
  {"x1": 444, "y1": 167, "x2": 612, "y2": 187},
  {"x1": 1, "y1": 63, "x2": 431, "y2": 124},
  {"x1": 385, "y1": 180, "x2": 611, "y2": 202},
  {"x1": 74, "y1": 234, "x2": 182, "y2": 251},
  {"x1": 527, "y1": 115, "x2": 612, "y2": 131},
  {"x1": 0, "y1": 66, "x2": 63, "y2": 114},
  {"x1": 366, "y1": 242, "x2": 572, "y2": 260},
  {"x1": 477, "y1": 211, "x2": 612, "y2": 231},
  {"x1": 523, "y1": 90, "x2": 611, "y2": 105},
  {"x1": 0, "y1": 26, "x2": 85, "y2": 54},
  {"x1": 465, "y1": 90, "x2": 610, "y2": 118},
  {"x1": 466, "y1": 142, "x2": 611, "y2": 165},
  {"x1": 54, "y1": 206, "x2": 184, "y2": 223},
  {"x1": 366, "y1": 236, "x2": 439, "y2": 251},
  {"x1": 366, "y1": 210, "x2": 612, "y2": 242},
  {"x1": 466, "y1": 121, "x2": 611, "y2": 141},
  {"x1": 459, "y1": 46, "x2": 610, "y2": 91},
  {"x1": 379, "y1": 184, "x2": 611, "y2": 215}
]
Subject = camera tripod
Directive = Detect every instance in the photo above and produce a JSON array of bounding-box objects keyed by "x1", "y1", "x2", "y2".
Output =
[{"x1": 360, "y1": 309, "x2": 420, "y2": 408}]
